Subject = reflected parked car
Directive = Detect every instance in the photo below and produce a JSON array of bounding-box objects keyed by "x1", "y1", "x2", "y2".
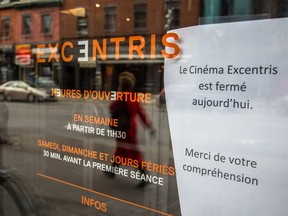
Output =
[
  {"x1": 0, "y1": 81, "x2": 48, "y2": 102},
  {"x1": 34, "y1": 77, "x2": 58, "y2": 101}
]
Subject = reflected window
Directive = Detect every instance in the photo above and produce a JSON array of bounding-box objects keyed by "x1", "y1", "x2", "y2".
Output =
[
  {"x1": 165, "y1": 1, "x2": 180, "y2": 30},
  {"x1": 77, "y1": 15, "x2": 88, "y2": 35},
  {"x1": 1, "y1": 17, "x2": 10, "y2": 39},
  {"x1": 22, "y1": 15, "x2": 31, "y2": 36},
  {"x1": 104, "y1": 6, "x2": 117, "y2": 32},
  {"x1": 41, "y1": 14, "x2": 52, "y2": 35},
  {"x1": 134, "y1": 3, "x2": 147, "y2": 30}
]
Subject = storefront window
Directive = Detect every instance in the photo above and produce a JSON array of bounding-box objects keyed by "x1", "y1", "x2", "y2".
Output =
[{"x1": 0, "y1": 0, "x2": 288, "y2": 215}]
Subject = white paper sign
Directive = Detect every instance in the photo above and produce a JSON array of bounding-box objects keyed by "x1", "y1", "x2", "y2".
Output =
[{"x1": 164, "y1": 18, "x2": 288, "y2": 216}]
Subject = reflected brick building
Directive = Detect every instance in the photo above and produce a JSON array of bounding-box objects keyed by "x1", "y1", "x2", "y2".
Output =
[
  {"x1": 1, "y1": 0, "x2": 287, "y2": 92},
  {"x1": 0, "y1": 0, "x2": 200, "y2": 92},
  {"x1": 0, "y1": 0, "x2": 61, "y2": 85},
  {"x1": 59, "y1": 0, "x2": 200, "y2": 92}
]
